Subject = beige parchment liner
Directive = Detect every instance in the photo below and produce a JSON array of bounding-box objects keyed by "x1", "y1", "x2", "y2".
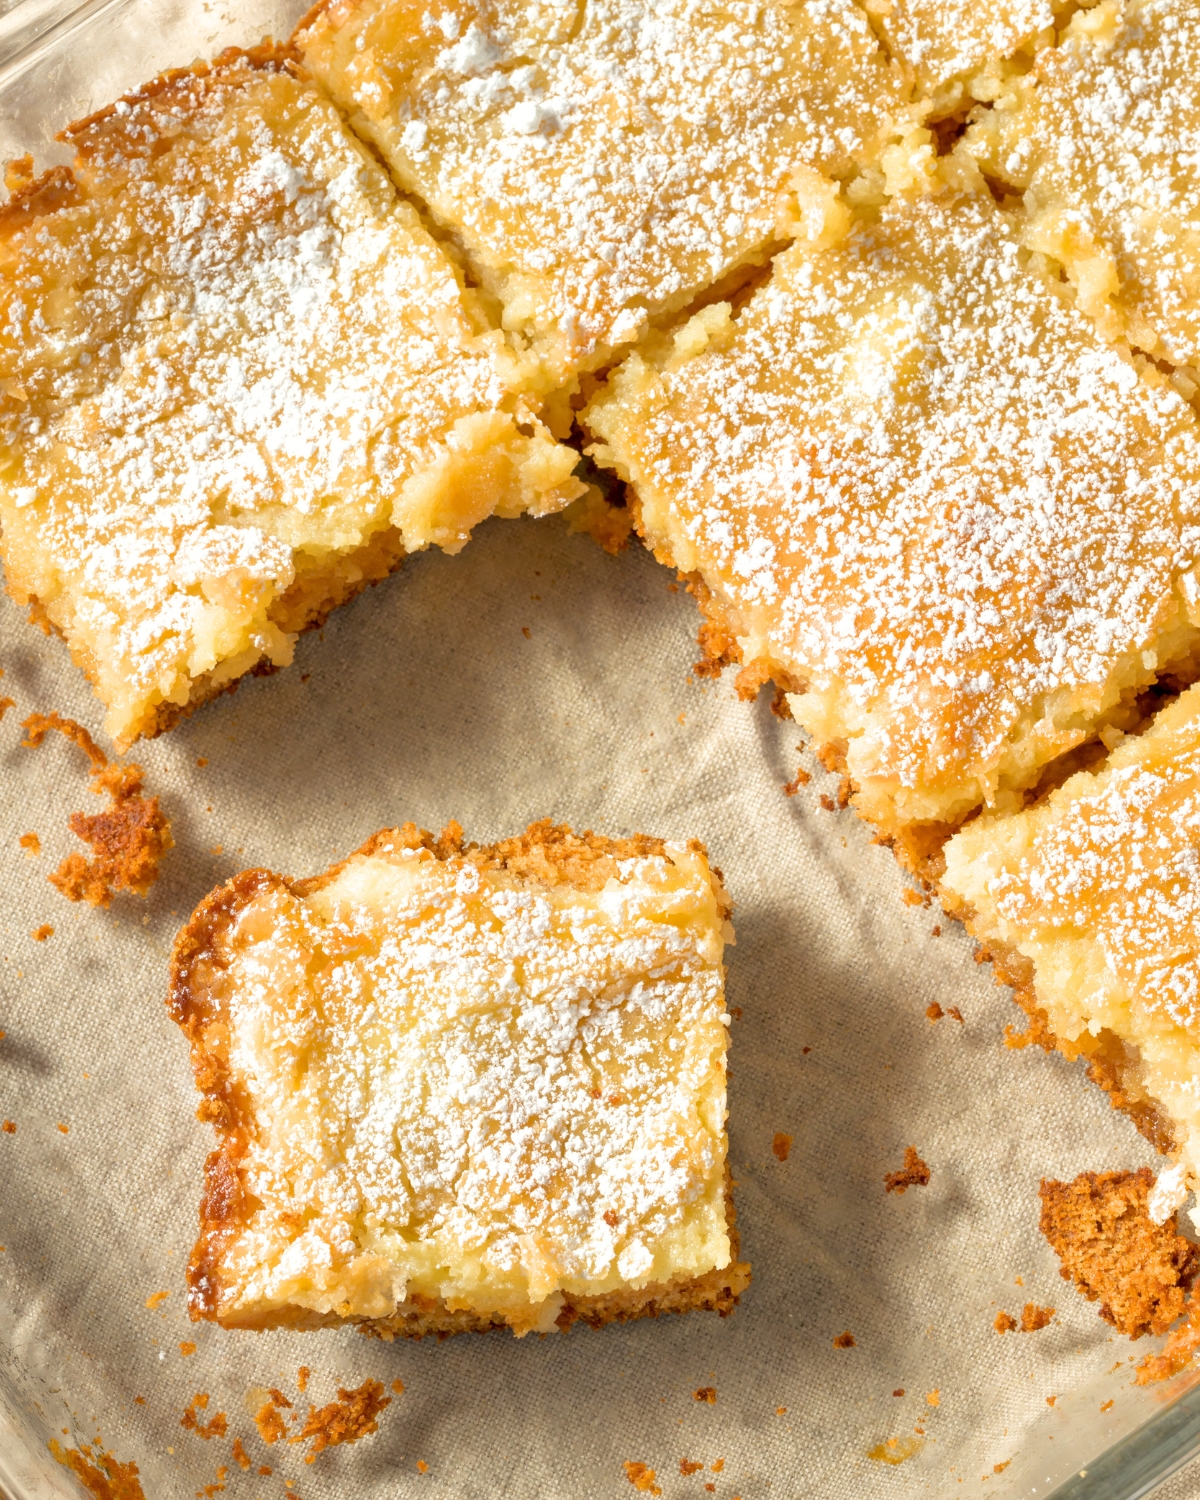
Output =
[{"x1": 1, "y1": 1, "x2": 1200, "y2": 1495}]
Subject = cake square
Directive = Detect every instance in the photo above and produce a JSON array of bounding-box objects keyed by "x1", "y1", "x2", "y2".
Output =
[
  {"x1": 169, "y1": 820, "x2": 748, "y2": 1336},
  {"x1": 585, "y1": 186, "x2": 1200, "y2": 849},
  {"x1": 0, "y1": 48, "x2": 582, "y2": 749},
  {"x1": 941, "y1": 683, "x2": 1200, "y2": 1193},
  {"x1": 297, "y1": 0, "x2": 906, "y2": 392},
  {"x1": 962, "y1": 0, "x2": 1200, "y2": 366}
]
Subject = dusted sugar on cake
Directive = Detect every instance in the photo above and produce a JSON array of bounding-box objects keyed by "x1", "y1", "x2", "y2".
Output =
[
  {"x1": 942, "y1": 683, "x2": 1200, "y2": 1199},
  {"x1": 297, "y1": 0, "x2": 905, "y2": 392},
  {"x1": 585, "y1": 187, "x2": 1200, "y2": 846},
  {"x1": 870, "y1": 0, "x2": 1059, "y2": 102},
  {"x1": 0, "y1": 48, "x2": 582, "y2": 749},
  {"x1": 961, "y1": 0, "x2": 1200, "y2": 365},
  {"x1": 169, "y1": 820, "x2": 748, "y2": 1337}
]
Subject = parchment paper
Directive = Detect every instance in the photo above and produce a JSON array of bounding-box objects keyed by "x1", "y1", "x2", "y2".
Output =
[{"x1": 1, "y1": 0, "x2": 1200, "y2": 1487}]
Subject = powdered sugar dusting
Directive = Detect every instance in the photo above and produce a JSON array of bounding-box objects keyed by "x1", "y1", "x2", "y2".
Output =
[
  {"x1": 0, "y1": 60, "x2": 576, "y2": 745},
  {"x1": 301, "y1": 0, "x2": 906, "y2": 381},
  {"x1": 963, "y1": 0, "x2": 1200, "y2": 364},
  {"x1": 213, "y1": 842, "x2": 731, "y2": 1327},
  {"x1": 588, "y1": 191, "x2": 1200, "y2": 828}
]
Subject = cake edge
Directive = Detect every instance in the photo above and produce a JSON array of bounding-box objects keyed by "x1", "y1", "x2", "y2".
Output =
[{"x1": 167, "y1": 820, "x2": 748, "y2": 1335}]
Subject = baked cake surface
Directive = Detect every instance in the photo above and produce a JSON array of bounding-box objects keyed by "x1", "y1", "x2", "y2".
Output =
[
  {"x1": 872, "y1": 0, "x2": 1058, "y2": 101},
  {"x1": 169, "y1": 821, "x2": 748, "y2": 1336},
  {"x1": 586, "y1": 186, "x2": 1200, "y2": 840},
  {"x1": 297, "y1": 0, "x2": 905, "y2": 391},
  {"x1": 942, "y1": 683, "x2": 1200, "y2": 1197},
  {"x1": 0, "y1": 49, "x2": 582, "y2": 749},
  {"x1": 962, "y1": 0, "x2": 1200, "y2": 365}
]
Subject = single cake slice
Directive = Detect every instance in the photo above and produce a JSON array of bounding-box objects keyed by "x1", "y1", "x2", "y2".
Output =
[
  {"x1": 941, "y1": 683, "x2": 1200, "y2": 1195},
  {"x1": 0, "y1": 47, "x2": 582, "y2": 750},
  {"x1": 961, "y1": 0, "x2": 1200, "y2": 366},
  {"x1": 169, "y1": 820, "x2": 748, "y2": 1337},
  {"x1": 296, "y1": 0, "x2": 906, "y2": 393},
  {"x1": 585, "y1": 186, "x2": 1200, "y2": 852}
]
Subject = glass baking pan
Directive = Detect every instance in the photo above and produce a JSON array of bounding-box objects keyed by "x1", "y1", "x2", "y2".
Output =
[{"x1": 3, "y1": 1, "x2": 1200, "y2": 1496}]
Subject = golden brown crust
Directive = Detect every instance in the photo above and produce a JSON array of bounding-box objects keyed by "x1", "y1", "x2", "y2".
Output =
[
  {"x1": 937, "y1": 889, "x2": 1178, "y2": 1155},
  {"x1": 1038, "y1": 1169, "x2": 1197, "y2": 1338},
  {"x1": 59, "y1": 42, "x2": 302, "y2": 154},
  {"x1": 169, "y1": 823, "x2": 737, "y2": 1328}
]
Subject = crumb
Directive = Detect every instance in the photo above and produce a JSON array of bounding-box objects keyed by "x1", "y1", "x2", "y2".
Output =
[
  {"x1": 22, "y1": 713, "x2": 173, "y2": 906},
  {"x1": 2, "y1": 1121, "x2": 15, "y2": 1133},
  {"x1": 868, "y1": 1435, "x2": 924, "y2": 1465},
  {"x1": 893, "y1": 1389, "x2": 905, "y2": 1397},
  {"x1": 297, "y1": 1367, "x2": 310, "y2": 1393},
  {"x1": 1046, "y1": 1395, "x2": 1056, "y2": 1406},
  {"x1": 833, "y1": 1331, "x2": 856, "y2": 1348},
  {"x1": 521, "y1": 627, "x2": 531, "y2": 639},
  {"x1": 711, "y1": 1460, "x2": 724, "y2": 1473},
  {"x1": 19, "y1": 832, "x2": 40, "y2": 856},
  {"x1": 604, "y1": 1209, "x2": 621, "y2": 1227},
  {"x1": 902, "y1": 888, "x2": 924, "y2": 907},
  {"x1": 622, "y1": 1461, "x2": 661, "y2": 1494},
  {"x1": 145, "y1": 1291, "x2": 169, "y2": 1310},
  {"x1": 1015, "y1": 1276, "x2": 1024, "y2": 1286},
  {"x1": 56, "y1": 1121, "x2": 68, "y2": 1133},
  {"x1": 947, "y1": 1006, "x2": 964, "y2": 1023},
  {"x1": 258, "y1": 1467, "x2": 272, "y2": 1477},
  {"x1": 253, "y1": 1390, "x2": 292, "y2": 1445},
  {"x1": 230, "y1": 1439, "x2": 251, "y2": 1472},
  {"x1": 293, "y1": 1378, "x2": 390, "y2": 1463},
  {"x1": 704, "y1": 1487, "x2": 715, "y2": 1494},
  {"x1": 179, "y1": 1341, "x2": 197, "y2": 1356},
  {"x1": 776, "y1": 1405, "x2": 787, "y2": 1415},
  {"x1": 783, "y1": 765, "x2": 810, "y2": 795},
  {"x1": 1100, "y1": 1399, "x2": 1114, "y2": 1413},
  {"x1": 49, "y1": 1439, "x2": 146, "y2": 1500},
  {"x1": 679, "y1": 1459, "x2": 703, "y2": 1476},
  {"x1": 931, "y1": 925, "x2": 942, "y2": 937},
  {"x1": 1040, "y1": 1169, "x2": 1196, "y2": 1337},
  {"x1": 195, "y1": 758, "x2": 208, "y2": 767},
  {"x1": 391, "y1": 1379, "x2": 404, "y2": 1395},
  {"x1": 33, "y1": 925, "x2": 53, "y2": 941},
  {"x1": 926, "y1": 1390, "x2": 939, "y2": 1407},
  {"x1": 1021, "y1": 1303, "x2": 1055, "y2": 1332},
  {"x1": 995, "y1": 1311, "x2": 1018, "y2": 1334},
  {"x1": 1137, "y1": 1282, "x2": 1200, "y2": 1383},
  {"x1": 926, "y1": 1002, "x2": 944, "y2": 1021},
  {"x1": 885, "y1": 1146, "x2": 931, "y2": 1195},
  {"x1": 801, "y1": 1046, "x2": 811, "y2": 1054},
  {"x1": 693, "y1": 1387, "x2": 717, "y2": 1405},
  {"x1": 994, "y1": 1460, "x2": 1010, "y2": 1473},
  {"x1": 134, "y1": 1397, "x2": 145, "y2": 1405},
  {"x1": 0, "y1": 696, "x2": 14, "y2": 722},
  {"x1": 181, "y1": 1394, "x2": 227, "y2": 1440},
  {"x1": 771, "y1": 1132, "x2": 793, "y2": 1162},
  {"x1": 416, "y1": 1460, "x2": 428, "y2": 1473},
  {"x1": 819, "y1": 793, "x2": 836, "y2": 811}
]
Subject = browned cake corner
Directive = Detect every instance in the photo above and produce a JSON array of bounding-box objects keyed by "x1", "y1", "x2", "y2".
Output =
[
  {"x1": 1039, "y1": 1169, "x2": 1196, "y2": 1339},
  {"x1": 169, "y1": 822, "x2": 746, "y2": 1339}
]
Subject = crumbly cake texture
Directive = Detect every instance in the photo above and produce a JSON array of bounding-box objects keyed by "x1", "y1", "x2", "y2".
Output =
[
  {"x1": 0, "y1": 48, "x2": 582, "y2": 749},
  {"x1": 22, "y1": 712, "x2": 173, "y2": 905},
  {"x1": 585, "y1": 187, "x2": 1200, "y2": 843},
  {"x1": 942, "y1": 682, "x2": 1200, "y2": 1199},
  {"x1": 962, "y1": 0, "x2": 1200, "y2": 368},
  {"x1": 296, "y1": 0, "x2": 906, "y2": 392},
  {"x1": 1038, "y1": 1169, "x2": 1196, "y2": 1338},
  {"x1": 169, "y1": 820, "x2": 748, "y2": 1337}
]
